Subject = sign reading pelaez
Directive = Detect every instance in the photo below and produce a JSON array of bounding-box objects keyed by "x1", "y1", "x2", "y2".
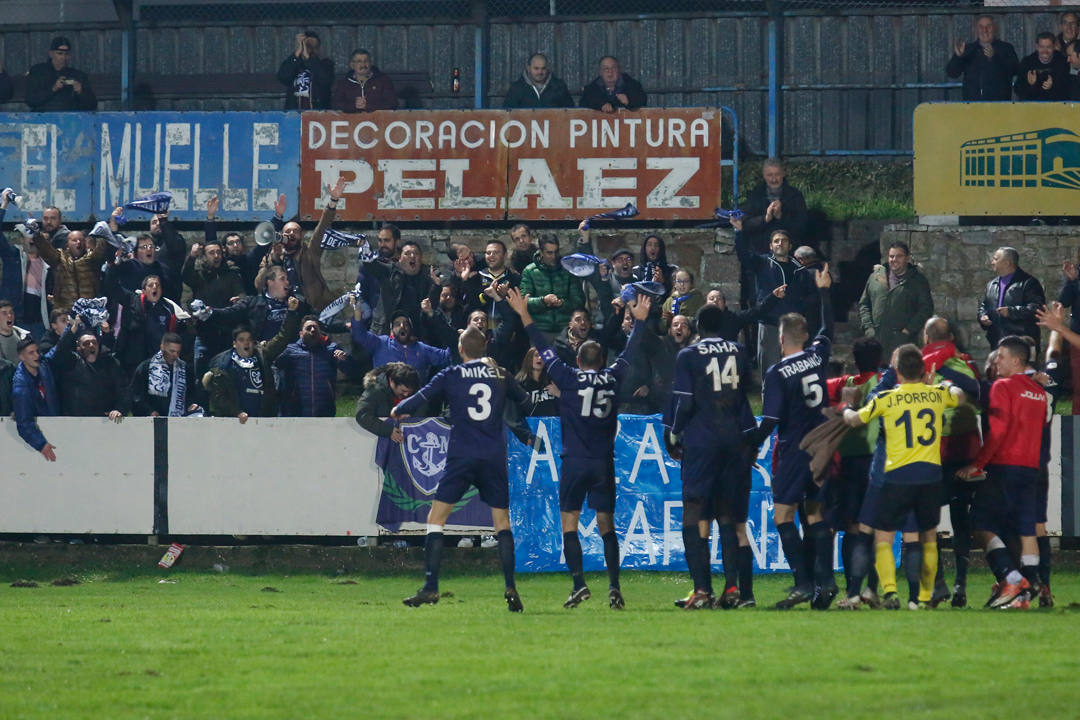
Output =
[{"x1": 299, "y1": 108, "x2": 722, "y2": 222}]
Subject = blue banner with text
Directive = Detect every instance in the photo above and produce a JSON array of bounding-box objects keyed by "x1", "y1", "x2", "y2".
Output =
[{"x1": 0, "y1": 112, "x2": 300, "y2": 222}]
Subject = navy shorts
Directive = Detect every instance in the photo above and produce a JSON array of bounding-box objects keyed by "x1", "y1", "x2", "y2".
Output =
[
  {"x1": 869, "y1": 479, "x2": 943, "y2": 533},
  {"x1": 827, "y1": 454, "x2": 872, "y2": 531},
  {"x1": 682, "y1": 442, "x2": 746, "y2": 507},
  {"x1": 858, "y1": 444, "x2": 922, "y2": 532},
  {"x1": 712, "y1": 455, "x2": 752, "y2": 524},
  {"x1": 560, "y1": 456, "x2": 616, "y2": 513},
  {"x1": 973, "y1": 465, "x2": 1039, "y2": 538},
  {"x1": 771, "y1": 440, "x2": 817, "y2": 506},
  {"x1": 435, "y1": 457, "x2": 509, "y2": 509},
  {"x1": 1035, "y1": 468, "x2": 1049, "y2": 525}
]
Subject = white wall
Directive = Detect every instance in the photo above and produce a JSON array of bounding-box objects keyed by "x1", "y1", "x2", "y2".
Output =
[
  {"x1": 167, "y1": 418, "x2": 383, "y2": 536},
  {"x1": 0, "y1": 417, "x2": 154, "y2": 533}
]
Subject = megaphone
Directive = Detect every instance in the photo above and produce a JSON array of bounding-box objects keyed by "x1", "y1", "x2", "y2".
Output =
[
  {"x1": 2, "y1": 188, "x2": 24, "y2": 207},
  {"x1": 254, "y1": 221, "x2": 280, "y2": 246}
]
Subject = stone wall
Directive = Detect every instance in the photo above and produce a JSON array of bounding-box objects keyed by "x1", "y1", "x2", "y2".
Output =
[{"x1": 879, "y1": 224, "x2": 1080, "y2": 366}]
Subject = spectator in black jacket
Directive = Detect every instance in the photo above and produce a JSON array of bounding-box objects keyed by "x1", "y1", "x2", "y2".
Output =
[
  {"x1": 132, "y1": 332, "x2": 200, "y2": 417},
  {"x1": 1057, "y1": 12, "x2": 1079, "y2": 54},
  {"x1": 104, "y1": 234, "x2": 182, "y2": 307},
  {"x1": 1067, "y1": 40, "x2": 1080, "y2": 100},
  {"x1": 946, "y1": 16, "x2": 1019, "y2": 102},
  {"x1": 580, "y1": 56, "x2": 646, "y2": 112},
  {"x1": 25, "y1": 37, "x2": 96, "y2": 111},
  {"x1": 739, "y1": 158, "x2": 809, "y2": 252},
  {"x1": 1015, "y1": 32, "x2": 1069, "y2": 101},
  {"x1": 0, "y1": 61, "x2": 13, "y2": 104},
  {"x1": 514, "y1": 347, "x2": 559, "y2": 417},
  {"x1": 52, "y1": 318, "x2": 130, "y2": 420},
  {"x1": 979, "y1": 246, "x2": 1046, "y2": 353},
  {"x1": 600, "y1": 304, "x2": 654, "y2": 415},
  {"x1": 202, "y1": 266, "x2": 309, "y2": 343},
  {"x1": 183, "y1": 236, "x2": 246, "y2": 376},
  {"x1": 420, "y1": 282, "x2": 468, "y2": 349},
  {"x1": 277, "y1": 31, "x2": 334, "y2": 110},
  {"x1": 503, "y1": 53, "x2": 574, "y2": 109},
  {"x1": 204, "y1": 195, "x2": 270, "y2": 293},
  {"x1": 115, "y1": 274, "x2": 189, "y2": 374}
]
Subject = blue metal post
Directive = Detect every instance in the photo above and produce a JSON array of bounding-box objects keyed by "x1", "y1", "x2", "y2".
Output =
[
  {"x1": 474, "y1": 26, "x2": 484, "y2": 110},
  {"x1": 767, "y1": 14, "x2": 779, "y2": 158}
]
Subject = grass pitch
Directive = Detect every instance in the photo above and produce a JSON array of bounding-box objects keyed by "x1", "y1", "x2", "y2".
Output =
[{"x1": 2, "y1": 567, "x2": 1078, "y2": 720}]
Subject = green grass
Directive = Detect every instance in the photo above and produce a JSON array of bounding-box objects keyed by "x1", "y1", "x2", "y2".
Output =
[{"x1": 2, "y1": 567, "x2": 1077, "y2": 719}]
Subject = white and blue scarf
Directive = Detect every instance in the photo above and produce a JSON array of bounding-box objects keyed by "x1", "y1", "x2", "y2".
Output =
[{"x1": 147, "y1": 350, "x2": 186, "y2": 417}]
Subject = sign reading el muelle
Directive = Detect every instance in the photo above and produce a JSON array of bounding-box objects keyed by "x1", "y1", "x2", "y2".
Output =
[
  {"x1": 915, "y1": 102, "x2": 1080, "y2": 216},
  {"x1": 299, "y1": 108, "x2": 722, "y2": 222}
]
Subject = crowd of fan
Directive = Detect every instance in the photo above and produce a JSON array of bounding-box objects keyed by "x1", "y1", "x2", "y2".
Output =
[{"x1": 4, "y1": 13, "x2": 1080, "y2": 111}]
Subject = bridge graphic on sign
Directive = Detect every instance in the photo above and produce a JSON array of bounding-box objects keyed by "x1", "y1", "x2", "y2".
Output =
[{"x1": 960, "y1": 127, "x2": 1080, "y2": 190}]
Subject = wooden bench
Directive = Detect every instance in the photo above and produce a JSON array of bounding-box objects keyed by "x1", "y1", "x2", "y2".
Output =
[{"x1": 3, "y1": 70, "x2": 433, "y2": 110}]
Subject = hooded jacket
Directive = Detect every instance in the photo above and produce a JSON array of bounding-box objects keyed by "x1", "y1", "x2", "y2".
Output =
[{"x1": 857, "y1": 262, "x2": 934, "y2": 357}]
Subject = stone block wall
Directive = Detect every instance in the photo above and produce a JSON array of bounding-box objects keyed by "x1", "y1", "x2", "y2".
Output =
[{"x1": 880, "y1": 224, "x2": 1080, "y2": 366}]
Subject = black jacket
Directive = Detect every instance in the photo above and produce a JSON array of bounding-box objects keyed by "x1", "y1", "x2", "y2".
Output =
[
  {"x1": 740, "y1": 180, "x2": 809, "y2": 250},
  {"x1": 52, "y1": 329, "x2": 131, "y2": 417},
  {"x1": 579, "y1": 74, "x2": 647, "y2": 111},
  {"x1": 946, "y1": 40, "x2": 1019, "y2": 101},
  {"x1": 277, "y1": 55, "x2": 334, "y2": 110},
  {"x1": 132, "y1": 356, "x2": 197, "y2": 416},
  {"x1": 203, "y1": 308, "x2": 299, "y2": 418},
  {"x1": 980, "y1": 267, "x2": 1046, "y2": 349},
  {"x1": 0, "y1": 70, "x2": 12, "y2": 104},
  {"x1": 209, "y1": 293, "x2": 311, "y2": 343},
  {"x1": 25, "y1": 61, "x2": 97, "y2": 111},
  {"x1": 503, "y1": 74, "x2": 575, "y2": 109},
  {"x1": 1014, "y1": 51, "x2": 1070, "y2": 101}
]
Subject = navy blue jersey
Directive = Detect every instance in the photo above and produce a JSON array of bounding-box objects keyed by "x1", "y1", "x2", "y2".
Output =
[
  {"x1": 666, "y1": 338, "x2": 754, "y2": 448},
  {"x1": 526, "y1": 322, "x2": 640, "y2": 459},
  {"x1": 395, "y1": 358, "x2": 527, "y2": 462},
  {"x1": 761, "y1": 335, "x2": 831, "y2": 445}
]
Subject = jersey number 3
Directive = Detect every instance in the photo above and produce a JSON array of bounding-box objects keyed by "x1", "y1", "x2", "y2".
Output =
[{"x1": 468, "y1": 383, "x2": 492, "y2": 420}]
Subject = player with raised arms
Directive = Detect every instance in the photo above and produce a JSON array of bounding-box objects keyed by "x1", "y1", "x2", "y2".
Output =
[
  {"x1": 505, "y1": 287, "x2": 651, "y2": 609},
  {"x1": 746, "y1": 265, "x2": 834, "y2": 609},
  {"x1": 392, "y1": 326, "x2": 533, "y2": 611}
]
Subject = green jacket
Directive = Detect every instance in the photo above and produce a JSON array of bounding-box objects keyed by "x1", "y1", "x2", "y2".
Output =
[
  {"x1": 857, "y1": 263, "x2": 933, "y2": 356},
  {"x1": 518, "y1": 253, "x2": 585, "y2": 333}
]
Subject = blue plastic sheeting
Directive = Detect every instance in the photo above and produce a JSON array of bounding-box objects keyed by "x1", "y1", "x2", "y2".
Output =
[
  {"x1": 0, "y1": 112, "x2": 301, "y2": 222},
  {"x1": 508, "y1": 414, "x2": 805, "y2": 574}
]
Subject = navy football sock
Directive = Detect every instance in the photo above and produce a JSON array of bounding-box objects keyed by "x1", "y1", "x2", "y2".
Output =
[
  {"x1": 496, "y1": 530, "x2": 516, "y2": 589},
  {"x1": 682, "y1": 526, "x2": 706, "y2": 591},
  {"x1": 801, "y1": 525, "x2": 816, "y2": 588},
  {"x1": 777, "y1": 521, "x2": 808, "y2": 589},
  {"x1": 841, "y1": 531, "x2": 855, "y2": 589},
  {"x1": 986, "y1": 547, "x2": 1011, "y2": 583},
  {"x1": 601, "y1": 531, "x2": 621, "y2": 590},
  {"x1": 563, "y1": 531, "x2": 586, "y2": 590},
  {"x1": 719, "y1": 525, "x2": 739, "y2": 591},
  {"x1": 950, "y1": 496, "x2": 972, "y2": 587},
  {"x1": 846, "y1": 532, "x2": 872, "y2": 598},
  {"x1": 902, "y1": 541, "x2": 922, "y2": 603},
  {"x1": 422, "y1": 532, "x2": 444, "y2": 593},
  {"x1": 737, "y1": 545, "x2": 754, "y2": 599},
  {"x1": 1037, "y1": 536, "x2": 1051, "y2": 587},
  {"x1": 699, "y1": 534, "x2": 714, "y2": 595},
  {"x1": 808, "y1": 521, "x2": 834, "y2": 590}
]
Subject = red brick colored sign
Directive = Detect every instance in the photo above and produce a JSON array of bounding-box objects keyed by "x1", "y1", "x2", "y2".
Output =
[{"x1": 299, "y1": 108, "x2": 722, "y2": 222}]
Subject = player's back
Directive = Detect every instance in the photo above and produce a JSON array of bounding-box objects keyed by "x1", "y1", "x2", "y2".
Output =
[
  {"x1": 857, "y1": 381, "x2": 958, "y2": 482},
  {"x1": 762, "y1": 336, "x2": 830, "y2": 444},
  {"x1": 429, "y1": 359, "x2": 515, "y2": 461},
  {"x1": 670, "y1": 338, "x2": 752, "y2": 447},
  {"x1": 554, "y1": 364, "x2": 622, "y2": 459}
]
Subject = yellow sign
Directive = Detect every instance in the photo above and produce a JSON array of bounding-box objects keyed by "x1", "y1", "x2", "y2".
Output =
[{"x1": 914, "y1": 102, "x2": 1080, "y2": 216}]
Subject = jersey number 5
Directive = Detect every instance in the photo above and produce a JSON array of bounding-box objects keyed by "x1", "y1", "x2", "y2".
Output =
[
  {"x1": 801, "y1": 373, "x2": 823, "y2": 408},
  {"x1": 467, "y1": 383, "x2": 492, "y2": 420},
  {"x1": 578, "y1": 387, "x2": 614, "y2": 418},
  {"x1": 705, "y1": 355, "x2": 739, "y2": 391}
]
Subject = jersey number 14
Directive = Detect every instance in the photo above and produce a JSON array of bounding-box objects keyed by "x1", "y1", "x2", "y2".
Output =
[{"x1": 705, "y1": 355, "x2": 739, "y2": 391}]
